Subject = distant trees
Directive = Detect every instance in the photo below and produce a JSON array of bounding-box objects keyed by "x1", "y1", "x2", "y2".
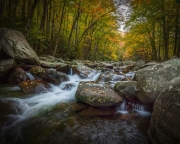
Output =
[
  {"x1": 122, "y1": 0, "x2": 180, "y2": 60},
  {"x1": 0, "y1": 0, "x2": 122, "y2": 61}
]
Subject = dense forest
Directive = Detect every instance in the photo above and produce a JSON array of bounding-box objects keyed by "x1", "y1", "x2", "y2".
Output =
[
  {"x1": 0, "y1": 0, "x2": 180, "y2": 61},
  {"x1": 123, "y1": 0, "x2": 180, "y2": 60},
  {"x1": 0, "y1": 0, "x2": 123, "y2": 61}
]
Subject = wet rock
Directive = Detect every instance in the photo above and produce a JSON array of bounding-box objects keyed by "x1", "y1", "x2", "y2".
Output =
[
  {"x1": 0, "y1": 28, "x2": 39, "y2": 64},
  {"x1": 140, "y1": 62, "x2": 159, "y2": 69},
  {"x1": 30, "y1": 66, "x2": 69, "y2": 85},
  {"x1": 73, "y1": 65, "x2": 99, "y2": 78},
  {"x1": 98, "y1": 70, "x2": 125, "y2": 82},
  {"x1": 135, "y1": 58, "x2": 180, "y2": 107},
  {"x1": 30, "y1": 66, "x2": 46, "y2": 77},
  {"x1": 84, "y1": 62, "x2": 98, "y2": 68},
  {"x1": 8, "y1": 67, "x2": 29, "y2": 84},
  {"x1": 118, "y1": 61, "x2": 136, "y2": 66},
  {"x1": 134, "y1": 59, "x2": 145, "y2": 68},
  {"x1": 122, "y1": 66, "x2": 130, "y2": 73},
  {"x1": 56, "y1": 64, "x2": 71, "y2": 74},
  {"x1": 39, "y1": 55, "x2": 65, "y2": 68},
  {"x1": 19, "y1": 79, "x2": 50, "y2": 93},
  {"x1": 148, "y1": 77, "x2": 180, "y2": 144},
  {"x1": 39, "y1": 55, "x2": 64, "y2": 63},
  {"x1": 98, "y1": 62, "x2": 114, "y2": 69},
  {"x1": 78, "y1": 107, "x2": 116, "y2": 116},
  {"x1": 0, "y1": 59, "x2": 15, "y2": 78},
  {"x1": 132, "y1": 67, "x2": 140, "y2": 71},
  {"x1": 75, "y1": 82, "x2": 124, "y2": 107},
  {"x1": 114, "y1": 81, "x2": 137, "y2": 102},
  {"x1": 39, "y1": 60, "x2": 59, "y2": 68},
  {"x1": 46, "y1": 69, "x2": 70, "y2": 85}
]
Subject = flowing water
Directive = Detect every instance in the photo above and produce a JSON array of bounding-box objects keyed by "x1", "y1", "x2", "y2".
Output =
[{"x1": 0, "y1": 72, "x2": 151, "y2": 144}]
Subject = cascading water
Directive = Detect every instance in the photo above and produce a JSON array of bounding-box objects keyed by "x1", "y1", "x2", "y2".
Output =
[
  {"x1": 0, "y1": 69, "x2": 151, "y2": 144},
  {"x1": 116, "y1": 100, "x2": 151, "y2": 116},
  {"x1": 26, "y1": 72, "x2": 35, "y2": 80},
  {"x1": 1, "y1": 72, "x2": 101, "y2": 123},
  {"x1": 116, "y1": 99, "x2": 128, "y2": 114},
  {"x1": 69, "y1": 68, "x2": 73, "y2": 75}
]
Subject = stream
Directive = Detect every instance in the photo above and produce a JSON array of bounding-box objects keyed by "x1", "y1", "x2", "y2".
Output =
[{"x1": 0, "y1": 72, "x2": 151, "y2": 144}]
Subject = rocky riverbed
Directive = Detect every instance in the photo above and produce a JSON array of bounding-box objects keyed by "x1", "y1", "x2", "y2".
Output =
[{"x1": 0, "y1": 28, "x2": 180, "y2": 144}]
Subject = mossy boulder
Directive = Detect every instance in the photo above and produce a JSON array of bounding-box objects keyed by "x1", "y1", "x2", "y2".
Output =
[{"x1": 75, "y1": 82, "x2": 124, "y2": 107}]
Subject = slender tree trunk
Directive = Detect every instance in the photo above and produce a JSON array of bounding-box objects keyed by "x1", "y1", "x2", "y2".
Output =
[
  {"x1": 161, "y1": 2, "x2": 169, "y2": 59},
  {"x1": 53, "y1": 1, "x2": 66, "y2": 57},
  {"x1": 25, "y1": 0, "x2": 39, "y2": 37},
  {"x1": 67, "y1": 1, "x2": 81, "y2": 52},
  {"x1": 0, "y1": 0, "x2": 6, "y2": 25},
  {"x1": 40, "y1": 0, "x2": 48, "y2": 31},
  {"x1": 173, "y1": 8, "x2": 179, "y2": 56},
  {"x1": 21, "y1": 0, "x2": 26, "y2": 20}
]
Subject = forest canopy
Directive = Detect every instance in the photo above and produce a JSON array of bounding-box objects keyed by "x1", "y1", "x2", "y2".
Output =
[
  {"x1": 0, "y1": 0, "x2": 180, "y2": 61},
  {"x1": 122, "y1": 0, "x2": 180, "y2": 60},
  {"x1": 0, "y1": 0, "x2": 123, "y2": 61}
]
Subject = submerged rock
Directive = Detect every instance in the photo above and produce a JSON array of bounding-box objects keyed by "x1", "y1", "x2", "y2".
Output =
[
  {"x1": 0, "y1": 28, "x2": 39, "y2": 64},
  {"x1": 148, "y1": 77, "x2": 180, "y2": 144},
  {"x1": 75, "y1": 82, "x2": 124, "y2": 107},
  {"x1": 19, "y1": 79, "x2": 50, "y2": 93},
  {"x1": 78, "y1": 107, "x2": 116, "y2": 116},
  {"x1": 70, "y1": 102, "x2": 88, "y2": 112},
  {"x1": 8, "y1": 67, "x2": 29, "y2": 84}
]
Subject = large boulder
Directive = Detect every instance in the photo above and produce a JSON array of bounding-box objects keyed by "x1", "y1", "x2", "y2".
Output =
[
  {"x1": 0, "y1": 28, "x2": 39, "y2": 64},
  {"x1": 75, "y1": 82, "x2": 124, "y2": 107},
  {"x1": 135, "y1": 59, "x2": 180, "y2": 107},
  {"x1": 0, "y1": 59, "x2": 15, "y2": 78},
  {"x1": 148, "y1": 77, "x2": 180, "y2": 144}
]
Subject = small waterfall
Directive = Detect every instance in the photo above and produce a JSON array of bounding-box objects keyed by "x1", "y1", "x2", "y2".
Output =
[
  {"x1": 117, "y1": 100, "x2": 128, "y2": 114},
  {"x1": 133, "y1": 104, "x2": 146, "y2": 111},
  {"x1": 133, "y1": 104, "x2": 151, "y2": 116},
  {"x1": 69, "y1": 68, "x2": 73, "y2": 75},
  {"x1": 26, "y1": 72, "x2": 35, "y2": 80}
]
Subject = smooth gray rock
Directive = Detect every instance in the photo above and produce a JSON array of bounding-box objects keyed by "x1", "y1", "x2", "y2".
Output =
[
  {"x1": 135, "y1": 58, "x2": 180, "y2": 107},
  {"x1": 75, "y1": 82, "x2": 124, "y2": 107},
  {"x1": 0, "y1": 28, "x2": 39, "y2": 64},
  {"x1": 148, "y1": 77, "x2": 180, "y2": 144},
  {"x1": 114, "y1": 81, "x2": 137, "y2": 102}
]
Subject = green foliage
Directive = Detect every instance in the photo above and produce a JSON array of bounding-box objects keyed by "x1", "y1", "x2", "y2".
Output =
[
  {"x1": 123, "y1": 0, "x2": 180, "y2": 60},
  {"x1": 0, "y1": 0, "x2": 122, "y2": 61}
]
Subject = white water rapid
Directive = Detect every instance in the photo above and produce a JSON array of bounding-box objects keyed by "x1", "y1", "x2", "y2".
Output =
[{"x1": 2, "y1": 73, "x2": 101, "y2": 126}]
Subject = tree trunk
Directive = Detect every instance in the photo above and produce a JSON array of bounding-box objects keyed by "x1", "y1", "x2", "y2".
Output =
[
  {"x1": 53, "y1": 1, "x2": 66, "y2": 57},
  {"x1": 161, "y1": 2, "x2": 169, "y2": 59},
  {"x1": 0, "y1": 0, "x2": 6, "y2": 25},
  {"x1": 67, "y1": 1, "x2": 81, "y2": 52},
  {"x1": 173, "y1": 8, "x2": 179, "y2": 56},
  {"x1": 25, "y1": 0, "x2": 39, "y2": 37}
]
